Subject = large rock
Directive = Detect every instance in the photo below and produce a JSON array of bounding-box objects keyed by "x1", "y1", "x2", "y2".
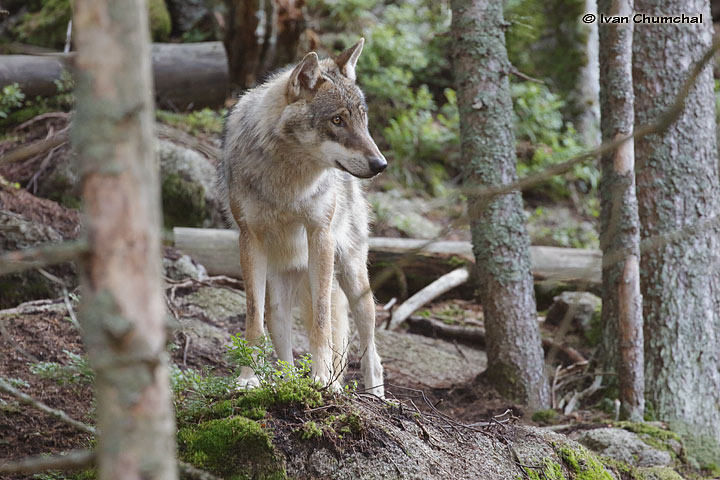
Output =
[
  {"x1": 158, "y1": 139, "x2": 223, "y2": 228},
  {"x1": 368, "y1": 190, "x2": 443, "y2": 239},
  {"x1": 574, "y1": 427, "x2": 673, "y2": 468},
  {"x1": 545, "y1": 291, "x2": 601, "y2": 333}
]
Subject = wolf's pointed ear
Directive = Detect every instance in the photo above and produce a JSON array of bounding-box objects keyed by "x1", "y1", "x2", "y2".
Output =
[
  {"x1": 288, "y1": 52, "x2": 322, "y2": 101},
  {"x1": 335, "y1": 38, "x2": 364, "y2": 82}
]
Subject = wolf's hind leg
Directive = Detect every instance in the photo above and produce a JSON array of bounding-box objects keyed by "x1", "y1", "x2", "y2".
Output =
[
  {"x1": 235, "y1": 225, "x2": 267, "y2": 390},
  {"x1": 330, "y1": 282, "x2": 350, "y2": 391},
  {"x1": 266, "y1": 270, "x2": 300, "y2": 365},
  {"x1": 338, "y1": 260, "x2": 384, "y2": 398}
]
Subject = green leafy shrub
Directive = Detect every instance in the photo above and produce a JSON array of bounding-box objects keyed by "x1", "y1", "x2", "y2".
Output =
[
  {"x1": 30, "y1": 350, "x2": 94, "y2": 385},
  {"x1": 512, "y1": 82, "x2": 598, "y2": 198},
  {"x1": 0, "y1": 84, "x2": 26, "y2": 120}
]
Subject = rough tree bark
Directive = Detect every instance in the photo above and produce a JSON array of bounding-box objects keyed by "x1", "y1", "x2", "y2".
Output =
[
  {"x1": 633, "y1": 0, "x2": 720, "y2": 464},
  {"x1": 450, "y1": 0, "x2": 550, "y2": 409},
  {"x1": 597, "y1": 0, "x2": 644, "y2": 421},
  {"x1": 223, "y1": 0, "x2": 305, "y2": 91},
  {"x1": 72, "y1": 0, "x2": 178, "y2": 478}
]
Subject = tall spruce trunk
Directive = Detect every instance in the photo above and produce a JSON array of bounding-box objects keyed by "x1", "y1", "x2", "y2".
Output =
[
  {"x1": 597, "y1": 0, "x2": 644, "y2": 421},
  {"x1": 72, "y1": 0, "x2": 178, "y2": 478},
  {"x1": 633, "y1": 0, "x2": 720, "y2": 464},
  {"x1": 451, "y1": 0, "x2": 549, "y2": 409}
]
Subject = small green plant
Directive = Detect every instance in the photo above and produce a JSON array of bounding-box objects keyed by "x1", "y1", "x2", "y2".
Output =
[
  {"x1": 300, "y1": 420, "x2": 323, "y2": 440},
  {"x1": 156, "y1": 108, "x2": 225, "y2": 136},
  {"x1": 0, "y1": 84, "x2": 26, "y2": 119},
  {"x1": 30, "y1": 350, "x2": 93, "y2": 385}
]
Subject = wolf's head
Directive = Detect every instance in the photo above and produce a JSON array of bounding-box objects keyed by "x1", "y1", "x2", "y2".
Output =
[{"x1": 280, "y1": 39, "x2": 387, "y2": 179}]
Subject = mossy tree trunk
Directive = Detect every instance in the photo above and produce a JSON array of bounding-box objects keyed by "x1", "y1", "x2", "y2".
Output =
[
  {"x1": 72, "y1": 0, "x2": 178, "y2": 478},
  {"x1": 597, "y1": 0, "x2": 644, "y2": 421},
  {"x1": 633, "y1": 0, "x2": 720, "y2": 464},
  {"x1": 451, "y1": 0, "x2": 550, "y2": 409}
]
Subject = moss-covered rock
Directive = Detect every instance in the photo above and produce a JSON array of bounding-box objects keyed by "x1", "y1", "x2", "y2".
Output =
[
  {"x1": 148, "y1": 0, "x2": 171, "y2": 41},
  {"x1": 178, "y1": 416, "x2": 286, "y2": 479}
]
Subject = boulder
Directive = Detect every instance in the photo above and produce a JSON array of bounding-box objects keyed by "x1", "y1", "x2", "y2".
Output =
[
  {"x1": 158, "y1": 139, "x2": 223, "y2": 229},
  {"x1": 545, "y1": 290, "x2": 601, "y2": 333},
  {"x1": 573, "y1": 427, "x2": 673, "y2": 468}
]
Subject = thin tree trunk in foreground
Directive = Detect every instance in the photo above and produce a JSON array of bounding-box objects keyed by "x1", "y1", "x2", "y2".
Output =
[
  {"x1": 451, "y1": 0, "x2": 550, "y2": 409},
  {"x1": 633, "y1": 0, "x2": 720, "y2": 464},
  {"x1": 72, "y1": 0, "x2": 178, "y2": 478},
  {"x1": 597, "y1": 0, "x2": 643, "y2": 421}
]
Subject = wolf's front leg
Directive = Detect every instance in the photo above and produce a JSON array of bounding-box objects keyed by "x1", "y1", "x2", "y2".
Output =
[
  {"x1": 236, "y1": 225, "x2": 268, "y2": 389},
  {"x1": 306, "y1": 225, "x2": 335, "y2": 388}
]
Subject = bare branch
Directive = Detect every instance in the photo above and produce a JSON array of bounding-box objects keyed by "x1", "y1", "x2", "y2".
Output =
[
  {"x1": 0, "y1": 238, "x2": 88, "y2": 276},
  {"x1": 0, "y1": 127, "x2": 70, "y2": 165},
  {"x1": 0, "y1": 376, "x2": 96, "y2": 435},
  {"x1": 388, "y1": 267, "x2": 470, "y2": 330},
  {"x1": 0, "y1": 449, "x2": 94, "y2": 474}
]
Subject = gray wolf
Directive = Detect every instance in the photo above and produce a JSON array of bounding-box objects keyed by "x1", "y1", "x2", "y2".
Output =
[{"x1": 218, "y1": 39, "x2": 385, "y2": 397}]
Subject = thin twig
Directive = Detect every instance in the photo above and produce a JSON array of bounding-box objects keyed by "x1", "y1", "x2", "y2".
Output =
[
  {"x1": 0, "y1": 376, "x2": 96, "y2": 435},
  {"x1": 0, "y1": 449, "x2": 94, "y2": 474}
]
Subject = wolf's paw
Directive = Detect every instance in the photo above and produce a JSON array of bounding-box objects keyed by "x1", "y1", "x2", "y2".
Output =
[{"x1": 235, "y1": 367, "x2": 260, "y2": 390}]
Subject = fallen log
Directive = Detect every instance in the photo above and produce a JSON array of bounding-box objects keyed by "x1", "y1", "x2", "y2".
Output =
[
  {"x1": 405, "y1": 316, "x2": 587, "y2": 366},
  {"x1": 0, "y1": 42, "x2": 229, "y2": 109},
  {"x1": 172, "y1": 227, "x2": 602, "y2": 288}
]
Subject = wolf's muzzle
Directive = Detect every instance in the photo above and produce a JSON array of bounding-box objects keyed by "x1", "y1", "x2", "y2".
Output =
[{"x1": 368, "y1": 156, "x2": 387, "y2": 175}]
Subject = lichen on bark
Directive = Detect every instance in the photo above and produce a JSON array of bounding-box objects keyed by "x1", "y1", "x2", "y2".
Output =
[{"x1": 451, "y1": 0, "x2": 549, "y2": 409}]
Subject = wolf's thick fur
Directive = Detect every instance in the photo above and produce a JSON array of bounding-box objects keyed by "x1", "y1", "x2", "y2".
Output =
[{"x1": 218, "y1": 39, "x2": 385, "y2": 397}]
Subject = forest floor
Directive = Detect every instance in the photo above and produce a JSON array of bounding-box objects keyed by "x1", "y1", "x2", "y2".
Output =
[{"x1": 0, "y1": 116, "x2": 711, "y2": 479}]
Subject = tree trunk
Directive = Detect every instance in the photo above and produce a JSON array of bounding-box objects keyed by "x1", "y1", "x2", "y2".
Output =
[
  {"x1": 224, "y1": 0, "x2": 262, "y2": 91},
  {"x1": 450, "y1": 0, "x2": 550, "y2": 409},
  {"x1": 633, "y1": 0, "x2": 720, "y2": 464},
  {"x1": 72, "y1": 0, "x2": 178, "y2": 478},
  {"x1": 223, "y1": 0, "x2": 304, "y2": 91},
  {"x1": 575, "y1": 0, "x2": 601, "y2": 147},
  {"x1": 597, "y1": 0, "x2": 644, "y2": 421}
]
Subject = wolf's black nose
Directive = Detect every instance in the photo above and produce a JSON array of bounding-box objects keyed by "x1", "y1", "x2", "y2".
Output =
[{"x1": 369, "y1": 156, "x2": 387, "y2": 174}]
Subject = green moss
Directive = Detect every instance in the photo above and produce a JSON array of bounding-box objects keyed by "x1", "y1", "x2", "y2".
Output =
[
  {"x1": 178, "y1": 416, "x2": 286, "y2": 479},
  {"x1": 300, "y1": 421, "x2": 323, "y2": 440},
  {"x1": 148, "y1": 0, "x2": 171, "y2": 41},
  {"x1": 13, "y1": 0, "x2": 71, "y2": 50},
  {"x1": 613, "y1": 421, "x2": 682, "y2": 461},
  {"x1": 156, "y1": 108, "x2": 225, "y2": 136},
  {"x1": 635, "y1": 466, "x2": 683, "y2": 480},
  {"x1": 161, "y1": 172, "x2": 207, "y2": 228},
  {"x1": 532, "y1": 409, "x2": 559, "y2": 425},
  {"x1": 556, "y1": 445, "x2": 613, "y2": 480}
]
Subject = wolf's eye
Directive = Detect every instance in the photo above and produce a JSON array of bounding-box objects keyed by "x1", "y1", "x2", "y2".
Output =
[{"x1": 331, "y1": 116, "x2": 343, "y2": 126}]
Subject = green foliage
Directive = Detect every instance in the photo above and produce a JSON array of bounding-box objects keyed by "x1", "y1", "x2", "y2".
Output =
[
  {"x1": 30, "y1": 350, "x2": 94, "y2": 385},
  {"x1": 156, "y1": 108, "x2": 225, "y2": 136},
  {"x1": 512, "y1": 82, "x2": 599, "y2": 198},
  {"x1": 0, "y1": 71, "x2": 74, "y2": 128},
  {"x1": 299, "y1": 420, "x2": 323, "y2": 440},
  {"x1": 0, "y1": 84, "x2": 26, "y2": 119},
  {"x1": 505, "y1": 0, "x2": 587, "y2": 105},
  {"x1": 13, "y1": 0, "x2": 71, "y2": 50}
]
